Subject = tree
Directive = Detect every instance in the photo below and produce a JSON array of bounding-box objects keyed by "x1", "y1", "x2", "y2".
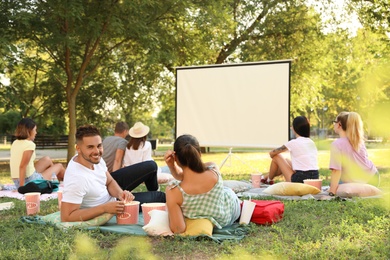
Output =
[
  {"x1": 4, "y1": 0, "x2": 219, "y2": 161},
  {"x1": 349, "y1": 0, "x2": 390, "y2": 33},
  {"x1": 236, "y1": 2, "x2": 326, "y2": 122}
]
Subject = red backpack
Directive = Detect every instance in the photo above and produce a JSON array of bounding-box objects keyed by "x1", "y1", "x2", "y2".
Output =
[{"x1": 246, "y1": 200, "x2": 284, "y2": 225}]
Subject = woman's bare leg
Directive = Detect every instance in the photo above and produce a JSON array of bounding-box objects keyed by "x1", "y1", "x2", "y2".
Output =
[
  {"x1": 35, "y1": 156, "x2": 65, "y2": 181},
  {"x1": 268, "y1": 160, "x2": 283, "y2": 180},
  {"x1": 269, "y1": 154, "x2": 294, "y2": 182},
  {"x1": 34, "y1": 156, "x2": 53, "y2": 173}
]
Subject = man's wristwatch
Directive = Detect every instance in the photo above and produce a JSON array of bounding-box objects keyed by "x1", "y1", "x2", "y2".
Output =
[{"x1": 328, "y1": 192, "x2": 335, "y2": 197}]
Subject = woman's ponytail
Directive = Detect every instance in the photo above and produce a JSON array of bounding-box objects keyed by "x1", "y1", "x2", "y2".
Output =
[
  {"x1": 174, "y1": 135, "x2": 206, "y2": 173},
  {"x1": 346, "y1": 112, "x2": 364, "y2": 151}
]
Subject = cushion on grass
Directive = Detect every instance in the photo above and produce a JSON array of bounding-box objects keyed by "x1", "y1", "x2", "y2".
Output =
[
  {"x1": 223, "y1": 180, "x2": 252, "y2": 193},
  {"x1": 41, "y1": 211, "x2": 114, "y2": 229},
  {"x1": 142, "y1": 210, "x2": 173, "y2": 236},
  {"x1": 157, "y1": 172, "x2": 175, "y2": 184},
  {"x1": 179, "y1": 218, "x2": 213, "y2": 237},
  {"x1": 263, "y1": 182, "x2": 321, "y2": 196},
  {"x1": 336, "y1": 183, "x2": 383, "y2": 197},
  {"x1": 142, "y1": 210, "x2": 213, "y2": 237}
]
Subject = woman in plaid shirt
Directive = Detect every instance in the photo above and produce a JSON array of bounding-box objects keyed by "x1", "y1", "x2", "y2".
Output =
[{"x1": 164, "y1": 134, "x2": 241, "y2": 234}]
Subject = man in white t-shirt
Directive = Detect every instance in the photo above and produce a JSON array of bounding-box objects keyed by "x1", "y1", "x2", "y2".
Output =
[{"x1": 61, "y1": 125, "x2": 165, "y2": 222}]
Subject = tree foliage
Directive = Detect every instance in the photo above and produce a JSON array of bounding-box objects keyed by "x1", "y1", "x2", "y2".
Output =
[{"x1": 1, "y1": 0, "x2": 389, "y2": 157}]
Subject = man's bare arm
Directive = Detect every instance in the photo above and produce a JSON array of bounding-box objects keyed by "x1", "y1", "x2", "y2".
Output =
[
  {"x1": 112, "y1": 149, "x2": 125, "y2": 172},
  {"x1": 60, "y1": 200, "x2": 123, "y2": 222}
]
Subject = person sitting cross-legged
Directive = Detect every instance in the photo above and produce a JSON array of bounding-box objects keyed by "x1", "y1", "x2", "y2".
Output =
[{"x1": 261, "y1": 116, "x2": 319, "y2": 185}]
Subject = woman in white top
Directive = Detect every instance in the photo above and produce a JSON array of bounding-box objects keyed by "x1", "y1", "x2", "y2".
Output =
[
  {"x1": 262, "y1": 116, "x2": 319, "y2": 184},
  {"x1": 123, "y1": 122, "x2": 153, "y2": 166}
]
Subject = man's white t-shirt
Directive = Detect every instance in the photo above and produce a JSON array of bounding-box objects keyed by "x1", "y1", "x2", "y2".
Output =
[
  {"x1": 284, "y1": 137, "x2": 319, "y2": 171},
  {"x1": 62, "y1": 156, "x2": 115, "y2": 208}
]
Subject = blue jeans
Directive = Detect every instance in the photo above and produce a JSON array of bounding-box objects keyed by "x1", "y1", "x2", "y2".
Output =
[{"x1": 13, "y1": 171, "x2": 44, "y2": 188}]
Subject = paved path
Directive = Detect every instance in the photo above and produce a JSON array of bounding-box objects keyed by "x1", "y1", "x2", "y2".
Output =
[
  {"x1": 0, "y1": 149, "x2": 165, "y2": 163},
  {"x1": 0, "y1": 149, "x2": 67, "y2": 162}
]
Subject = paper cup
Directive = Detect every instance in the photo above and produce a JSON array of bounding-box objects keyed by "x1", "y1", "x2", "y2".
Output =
[
  {"x1": 141, "y1": 202, "x2": 166, "y2": 225},
  {"x1": 25, "y1": 192, "x2": 41, "y2": 215},
  {"x1": 117, "y1": 201, "x2": 140, "y2": 225},
  {"x1": 239, "y1": 200, "x2": 256, "y2": 224},
  {"x1": 251, "y1": 174, "x2": 262, "y2": 188},
  {"x1": 57, "y1": 190, "x2": 63, "y2": 210},
  {"x1": 303, "y1": 179, "x2": 323, "y2": 190}
]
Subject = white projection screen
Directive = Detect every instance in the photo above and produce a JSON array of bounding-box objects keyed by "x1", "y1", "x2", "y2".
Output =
[{"x1": 176, "y1": 60, "x2": 291, "y2": 148}]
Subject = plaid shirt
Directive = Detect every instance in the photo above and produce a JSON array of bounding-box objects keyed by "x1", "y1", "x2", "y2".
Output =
[{"x1": 172, "y1": 166, "x2": 240, "y2": 229}]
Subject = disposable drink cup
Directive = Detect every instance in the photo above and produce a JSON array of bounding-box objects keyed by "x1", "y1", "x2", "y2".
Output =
[
  {"x1": 117, "y1": 201, "x2": 140, "y2": 225},
  {"x1": 57, "y1": 190, "x2": 63, "y2": 210},
  {"x1": 25, "y1": 192, "x2": 41, "y2": 215},
  {"x1": 239, "y1": 200, "x2": 256, "y2": 224},
  {"x1": 303, "y1": 179, "x2": 323, "y2": 190},
  {"x1": 141, "y1": 202, "x2": 166, "y2": 225},
  {"x1": 251, "y1": 174, "x2": 262, "y2": 188}
]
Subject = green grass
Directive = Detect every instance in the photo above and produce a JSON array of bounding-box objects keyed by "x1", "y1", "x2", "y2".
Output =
[{"x1": 1, "y1": 147, "x2": 389, "y2": 259}]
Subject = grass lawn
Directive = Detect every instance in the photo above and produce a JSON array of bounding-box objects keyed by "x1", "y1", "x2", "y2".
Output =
[{"x1": 0, "y1": 145, "x2": 389, "y2": 259}]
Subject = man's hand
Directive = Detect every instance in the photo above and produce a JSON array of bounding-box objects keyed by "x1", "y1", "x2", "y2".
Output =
[
  {"x1": 103, "y1": 200, "x2": 126, "y2": 214},
  {"x1": 118, "y1": 190, "x2": 135, "y2": 203}
]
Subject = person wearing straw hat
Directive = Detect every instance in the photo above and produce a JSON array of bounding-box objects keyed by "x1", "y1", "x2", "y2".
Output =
[
  {"x1": 124, "y1": 122, "x2": 173, "y2": 181},
  {"x1": 123, "y1": 122, "x2": 153, "y2": 166}
]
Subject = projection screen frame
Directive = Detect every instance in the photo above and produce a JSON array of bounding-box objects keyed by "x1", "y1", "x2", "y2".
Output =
[{"x1": 175, "y1": 60, "x2": 291, "y2": 148}]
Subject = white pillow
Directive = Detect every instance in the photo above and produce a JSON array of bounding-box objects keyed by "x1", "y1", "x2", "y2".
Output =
[
  {"x1": 157, "y1": 172, "x2": 175, "y2": 184},
  {"x1": 223, "y1": 180, "x2": 252, "y2": 193},
  {"x1": 336, "y1": 183, "x2": 383, "y2": 197},
  {"x1": 263, "y1": 182, "x2": 321, "y2": 196},
  {"x1": 142, "y1": 210, "x2": 173, "y2": 236}
]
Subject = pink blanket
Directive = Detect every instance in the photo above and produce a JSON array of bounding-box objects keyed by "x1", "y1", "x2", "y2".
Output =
[{"x1": 0, "y1": 190, "x2": 58, "y2": 201}]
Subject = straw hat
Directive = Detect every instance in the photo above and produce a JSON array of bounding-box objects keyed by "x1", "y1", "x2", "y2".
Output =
[{"x1": 129, "y1": 122, "x2": 150, "y2": 138}]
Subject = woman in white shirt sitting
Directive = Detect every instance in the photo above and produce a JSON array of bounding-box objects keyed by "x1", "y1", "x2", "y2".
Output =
[
  {"x1": 123, "y1": 122, "x2": 172, "y2": 183},
  {"x1": 123, "y1": 122, "x2": 153, "y2": 166}
]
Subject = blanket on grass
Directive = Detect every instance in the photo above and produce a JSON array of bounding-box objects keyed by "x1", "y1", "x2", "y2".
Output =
[
  {"x1": 237, "y1": 187, "x2": 329, "y2": 200},
  {"x1": 0, "y1": 190, "x2": 58, "y2": 201},
  {"x1": 20, "y1": 212, "x2": 249, "y2": 243},
  {"x1": 237, "y1": 186, "x2": 383, "y2": 200}
]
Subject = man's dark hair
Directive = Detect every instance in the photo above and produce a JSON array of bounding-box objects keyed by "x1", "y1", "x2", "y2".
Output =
[
  {"x1": 115, "y1": 121, "x2": 129, "y2": 133},
  {"x1": 76, "y1": 125, "x2": 101, "y2": 142}
]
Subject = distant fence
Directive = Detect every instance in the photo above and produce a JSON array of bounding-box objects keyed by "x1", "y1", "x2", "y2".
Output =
[
  {"x1": 2, "y1": 135, "x2": 159, "y2": 150},
  {"x1": 10, "y1": 135, "x2": 69, "y2": 149}
]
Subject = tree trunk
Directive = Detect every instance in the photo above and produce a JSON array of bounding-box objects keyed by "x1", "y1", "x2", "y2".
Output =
[{"x1": 67, "y1": 95, "x2": 77, "y2": 162}]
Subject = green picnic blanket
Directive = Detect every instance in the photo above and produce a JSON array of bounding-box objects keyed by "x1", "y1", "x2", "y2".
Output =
[{"x1": 20, "y1": 212, "x2": 249, "y2": 243}]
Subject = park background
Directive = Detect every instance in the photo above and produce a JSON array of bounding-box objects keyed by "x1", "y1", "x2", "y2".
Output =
[
  {"x1": 0, "y1": 0, "x2": 389, "y2": 161},
  {"x1": 0, "y1": 0, "x2": 389, "y2": 259}
]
